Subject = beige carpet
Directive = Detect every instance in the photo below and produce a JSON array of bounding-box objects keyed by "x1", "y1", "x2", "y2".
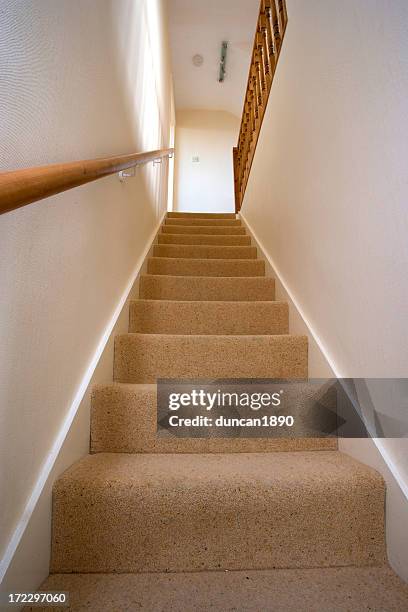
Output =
[
  {"x1": 27, "y1": 567, "x2": 408, "y2": 612},
  {"x1": 29, "y1": 212, "x2": 406, "y2": 609}
]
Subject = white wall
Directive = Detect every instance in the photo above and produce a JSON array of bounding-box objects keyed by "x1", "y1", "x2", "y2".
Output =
[
  {"x1": 174, "y1": 110, "x2": 239, "y2": 212},
  {"x1": 0, "y1": 0, "x2": 173, "y2": 590},
  {"x1": 241, "y1": 0, "x2": 408, "y2": 579},
  {"x1": 241, "y1": 213, "x2": 408, "y2": 582}
]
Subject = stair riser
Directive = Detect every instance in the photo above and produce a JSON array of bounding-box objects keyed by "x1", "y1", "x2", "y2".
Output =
[
  {"x1": 51, "y1": 454, "x2": 385, "y2": 573},
  {"x1": 139, "y1": 276, "x2": 276, "y2": 301},
  {"x1": 167, "y1": 212, "x2": 236, "y2": 219},
  {"x1": 147, "y1": 258, "x2": 265, "y2": 277},
  {"x1": 91, "y1": 385, "x2": 338, "y2": 454},
  {"x1": 129, "y1": 301, "x2": 289, "y2": 335},
  {"x1": 165, "y1": 219, "x2": 241, "y2": 226},
  {"x1": 162, "y1": 225, "x2": 246, "y2": 235},
  {"x1": 114, "y1": 335, "x2": 308, "y2": 383},
  {"x1": 153, "y1": 245, "x2": 257, "y2": 259},
  {"x1": 158, "y1": 234, "x2": 251, "y2": 246}
]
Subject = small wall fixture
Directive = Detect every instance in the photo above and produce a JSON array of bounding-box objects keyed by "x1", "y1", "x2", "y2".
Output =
[
  {"x1": 218, "y1": 41, "x2": 228, "y2": 82},
  {"x1": 118, "y1": 153, "x2": 173, "y2": 182},
  {"x1": 192, "y1": 54, "x2": 204, "y2": 67},
  {"x1": 118, "y1": 167, "x2": 136, "y2": 182}
]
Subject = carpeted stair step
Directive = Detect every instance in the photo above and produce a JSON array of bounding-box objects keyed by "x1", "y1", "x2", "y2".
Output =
[
  {"x1": 162, "y1": 225, "x2": 246, "y2": 235},
  {"x1": 147, "y1": 257, "x2": 265, "y2": 276},
  {"x1": 129, "y1": 300, "x2": 288, "y2": 334},
  {"x1": 158, "y1": 233, "x2": 251, "y2": 245},
  {"x1": 90, "y1": 383, "x2": 338, "y2": 454},
  {"x1": 153, "y1": 244, "x2": 257, "y2": 259},
  {"x1": 27, "y1": 566, "x2": 408, "y2": 612},
  {"x1": 167, "y1": 212, "x2": 236, "y2": 219},
  {"x1": 165, "y1": 218, "x2": 241, "y2": 226},
  {"x1": 139, "y1": 275, "x2": 276, "y2": 301},
  {"x1": 113, "y1": 334, "x2": 308, "y2": 383},
  {"x1": 50, "y1": 451, "x2": 385, "y2": 573}
]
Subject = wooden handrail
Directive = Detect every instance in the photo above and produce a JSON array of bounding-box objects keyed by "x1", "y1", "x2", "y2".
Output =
[
  {"x1": 0, "y1": 148, "x2": 174, "y2": 215},
  {"x1": 233, "y1": 0, "x2": 288, "y2": 212}
]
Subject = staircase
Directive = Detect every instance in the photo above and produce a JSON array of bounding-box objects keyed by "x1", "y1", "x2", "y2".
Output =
[{"x1": 29, "y1": 213, "x2": 408, "y2": 611}]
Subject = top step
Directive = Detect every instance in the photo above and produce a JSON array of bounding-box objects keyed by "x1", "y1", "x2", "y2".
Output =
[
  {"x1": 167, "y1": 212, "x2": 236, "y2": 219},
  {"x1": 165, "y1": 218, "x2": 241, "y2": 226}
]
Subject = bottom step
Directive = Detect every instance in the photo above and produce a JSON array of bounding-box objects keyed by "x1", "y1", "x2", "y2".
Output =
[
  {"x1": 27, "y1": 566, "x2": 408, "y2": 612},
  {"x1": 51, "y1": 451, "x2": 385, "y2": 574}
]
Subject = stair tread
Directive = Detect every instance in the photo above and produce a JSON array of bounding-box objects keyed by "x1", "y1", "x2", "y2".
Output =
[
  {"x1": 115, "y1": 331, "x2": 307, "y2": 339},
  {"x1": 56, "y1": 450, "x2": 381, "y2": 489},
  {"x1": 165, "y1": 218, "x2": 241, "y2": 226},
  {"x1": 162, "y1": 225, "x2": 246, "y2": 234},
  {"x1": 150, "y1": 256, "x2": 259, "y2": 261},
  {"x1": 139, "y1": 274, "x2": 275, "y2": 301},
  {"x1": 132, "y1": 298, "x2": 284, "y2": 304},
  {"x1": 158, "y1": 234, "x2": 251, "y2": 245},
  {"x1": 167, "y1": 212, "x2": 236, "y2": 218},
  {"x1": 129, "y1": 299, "x2": 289, "y2": 334},
  {"x1": 31, "y1": 566, "x2": 408, "y2": 612},
  {"x1": 51, "y1": 451, "x2": 384, "y2": 572},
  {"x1": 140, "y1": 273, "x2": 273, "y2": 280},
  {"x1": 153, "y1": 244, "x2": 257, "y2": 259},
  {"x1": 147, "y1": 257, "x2": 265, "y2": 277},
  {"x1": 114, "y1": 333, "x2": 308, "y2": 383},
  {"x1": 157, "y1": 243, "x2": 253, "y2": 246}
]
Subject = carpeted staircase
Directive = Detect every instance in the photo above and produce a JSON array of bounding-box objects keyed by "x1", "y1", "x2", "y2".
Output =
[{"x1": 29, "y1": 213, "x2": 408, "y2": 611}]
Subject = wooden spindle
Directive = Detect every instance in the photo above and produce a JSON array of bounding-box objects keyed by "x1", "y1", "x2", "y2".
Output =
[
  {"x1": 254, "y1": 51, "x2": 264, "y2": 110},
  {"x1": 261, "y1": 7, "x2": 276, "y2": 77},
  {"x1": 278, "y1": 0, "x2": 287, "y2": 28},
  {"x1": 259, "y1": 15, "x2": 271, "y2": 87},
  {"x1": 270, "y1": 0, "x2": 282, "y2": 51}
]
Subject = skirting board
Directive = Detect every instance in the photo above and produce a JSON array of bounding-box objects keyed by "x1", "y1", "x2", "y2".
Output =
[
  {"x1": 0, "y1": 211, "x2": 167, "y2": 598},
  {"x1": 240, "y1": 211, "x2": 408, "y2": 583}
]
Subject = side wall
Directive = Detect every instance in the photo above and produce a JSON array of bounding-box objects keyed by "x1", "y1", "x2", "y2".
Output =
[
  {"x1": 0, "y1": 0, "x2": 173, "y2": 589},
  {"x1": 240, "y1": 213, "x2": 408, "y2": 582},
  {"x1": 174, "y1": 110, "x2": 239, "y2": 212},
  {"x1": 240, "y1": 0, "x2": 408, "y2": 579}
]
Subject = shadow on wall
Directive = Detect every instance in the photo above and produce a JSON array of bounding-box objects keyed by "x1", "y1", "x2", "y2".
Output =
[{"x1": 110, "y1": 0, "x2": 173, "y2": 212}]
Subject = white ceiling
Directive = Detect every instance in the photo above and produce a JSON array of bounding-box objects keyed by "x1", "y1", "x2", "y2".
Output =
[{"x1": 167, "y1": 0, "x2": 259, "y2": 118}]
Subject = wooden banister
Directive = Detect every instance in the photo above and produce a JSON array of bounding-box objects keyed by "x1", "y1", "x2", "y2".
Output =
[
  {"x1": 0, "y1": 148, "x2": 174, "y2": 215},
  {"x1": 233, "y1": 0, "x2": 288, "y2": 212}
]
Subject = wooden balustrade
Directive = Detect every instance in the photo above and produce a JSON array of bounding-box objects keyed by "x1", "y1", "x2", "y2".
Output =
[
  {"x1": 233, "y1": 0, "x2": 288, "y2": 212},
  {"x1": 0, "y1": 148, "x2": 174, "y2": 215}
]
